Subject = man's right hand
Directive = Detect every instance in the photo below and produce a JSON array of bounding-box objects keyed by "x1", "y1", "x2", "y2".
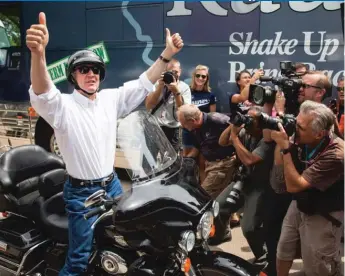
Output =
[
  {"x1": 157, "y1": 74, "x2": 165, "y2": 89},
  {"x1": 26, "y1": 12, "x2": 49, "y2": 55}
]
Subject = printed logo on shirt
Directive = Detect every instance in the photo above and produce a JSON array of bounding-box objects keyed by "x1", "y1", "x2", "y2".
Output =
[{"x1": 192, "y1": 99, "x2": 210, "y2": 107}]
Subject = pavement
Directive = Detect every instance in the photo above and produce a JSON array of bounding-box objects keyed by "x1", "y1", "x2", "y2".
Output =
[{"x1": 120, "y1": 176, "x2": 344, "y2": 276}]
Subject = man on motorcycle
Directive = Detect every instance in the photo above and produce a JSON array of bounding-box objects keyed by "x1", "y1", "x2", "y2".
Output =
[{"x1": 26, "y1": 12, "x2": 184, "y2": 276}]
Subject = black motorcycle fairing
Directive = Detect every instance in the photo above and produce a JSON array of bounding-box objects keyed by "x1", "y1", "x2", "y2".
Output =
[
  {"x1": 190, "y1": 250, "x2": 260, "y2": 276},
  {"x1": 115, "y1": 169, "x2": 211, "y2": 225},
  {"x1": 113, "y1": 170, "x2": 212, "y2": 251}
]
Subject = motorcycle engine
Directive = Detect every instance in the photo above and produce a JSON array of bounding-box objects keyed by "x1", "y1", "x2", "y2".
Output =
[{"x1": 100, "y1": 251, "x2": 128, "y2": 275}]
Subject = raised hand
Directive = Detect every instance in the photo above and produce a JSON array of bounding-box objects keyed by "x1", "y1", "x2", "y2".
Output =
[
  {"x1": 165, "y1": 28, "x2": 184, "y2": 57},
  {"x1": 26, "y1": 12, "x2": 49, "y2": 55}
]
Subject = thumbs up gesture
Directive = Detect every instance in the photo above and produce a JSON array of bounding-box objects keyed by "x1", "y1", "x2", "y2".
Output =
[
  {"x1": 26, "y1": 12, "x2": 49, "y2": 54},
  {"x1": 165, "y1": 28, "x2": 184, "y2": 57}
]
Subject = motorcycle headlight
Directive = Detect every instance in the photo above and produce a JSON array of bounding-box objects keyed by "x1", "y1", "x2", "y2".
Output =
[
  {"x1": 178, "y1": 231, "x2": 195, "y2": 252},
  {"x1": 212, "y1": 201, "x2": 220, "y2": 218},
  {"x1": 196, "y1": 211, "x2": 214, "y2": 240}
]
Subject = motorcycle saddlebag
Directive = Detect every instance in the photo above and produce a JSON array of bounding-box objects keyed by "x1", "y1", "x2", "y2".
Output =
[{"x1": 0, "y1": 214, "x2": 44, "y2": 259}]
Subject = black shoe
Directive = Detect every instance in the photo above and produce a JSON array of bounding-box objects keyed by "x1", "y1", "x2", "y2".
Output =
[{"x1": 208, "y1": 230, "x2": 232, "y2": 246}]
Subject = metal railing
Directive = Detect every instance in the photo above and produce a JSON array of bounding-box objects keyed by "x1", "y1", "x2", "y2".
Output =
[{"x1": 0, "y1": 105, "x2": 38, "y2": 150}]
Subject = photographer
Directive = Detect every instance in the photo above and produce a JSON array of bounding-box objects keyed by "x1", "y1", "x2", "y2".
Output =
[
  {"x1": 177, "y1": 104, "x2": 238, "y2": 245},
  {"x1": 219, "y1": 106, "x2": 275, "y2": 269},
  {"x1": 229, "y1": 69, "x2": 263, "y2": 115},
  {"x1": 274, "y1": 70, "x2": 343, "y2": 139},
  {"x1": 271, "y1": 101, "x2": 344, "y2": 276},
  {"x1": 145, "y1": 59, "x2": 191, "y2": 152}
]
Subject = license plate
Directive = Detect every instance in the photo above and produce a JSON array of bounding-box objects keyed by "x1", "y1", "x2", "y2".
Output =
[{"x1": 0, "y1": 241, "x2": 7, "y2": 251}]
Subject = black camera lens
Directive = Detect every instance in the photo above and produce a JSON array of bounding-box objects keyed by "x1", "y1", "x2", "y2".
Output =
[
  {"x1": 230, "y1": 112, "x2": 254, "y2": 128},
  {"x1": 249, "y1": 84, "x2": 277, "y2": 106},
  {"x1": 258, "y1": 113, "x2": 296, "y2": 136},
  {"x1": 163, "y1": 71, "x2": 176, "y2": 84},
  {"x1": 259, "y1": 113, "x2": 281, "y2": 131}
]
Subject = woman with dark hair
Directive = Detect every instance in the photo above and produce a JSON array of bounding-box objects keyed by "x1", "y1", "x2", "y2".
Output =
[{"x1": 229, "y1": 69, "x2": 263, "y2": 115}]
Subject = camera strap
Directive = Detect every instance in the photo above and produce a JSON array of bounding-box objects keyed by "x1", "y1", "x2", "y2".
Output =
[{"x1": 151, "y1": 86, "x2": 171, "y2": 115}]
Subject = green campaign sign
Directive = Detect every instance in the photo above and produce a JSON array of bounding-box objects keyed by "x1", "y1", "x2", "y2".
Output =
[{"x1": 47, "y1": 41, "x2": 110, "y2": 84}]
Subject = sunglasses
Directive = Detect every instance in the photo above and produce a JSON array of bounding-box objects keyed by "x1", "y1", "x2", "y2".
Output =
[
  {"x1": 337, "y1": 87, "x2": 344, "y2": 92},
  {"x1": 76, "y1": 66, "x2": 100, "y2": 75},
  {"x1": 195, "y1": 74, "x2": 207, "y2": 79},
  {"x1": 302, "y1": 83, "x2": 323, "y2": 90}
]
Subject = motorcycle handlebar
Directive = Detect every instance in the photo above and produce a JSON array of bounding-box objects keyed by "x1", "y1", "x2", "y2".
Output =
[
  {"x1": 84, "y1": 206, "x2": 105, "y2": 220},
  {"x1": 83, "y1": 198, "x2": 120, "y2": 220}
]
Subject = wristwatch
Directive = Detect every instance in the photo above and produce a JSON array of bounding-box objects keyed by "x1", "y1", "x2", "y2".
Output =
[
  {"x1": 175, "y1": 92, "x2": 181, "y2": 96},
  {"x1": 280, "y1": 146, "x2": 292, "y2": 155}
]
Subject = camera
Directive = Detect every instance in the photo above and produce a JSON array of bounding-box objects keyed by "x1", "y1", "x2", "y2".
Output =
[
  {"x1": 230, "y1": 112, "x2": 254, "y2": 129},
  {"x1": 248, "y1": 61, "x2": 304, "y2": 114},
  {"x1": 258, "y1": 113, "x2": 296, "y2": 137},
  {"x1": 216, "y1": 165, "x2": 247, "y2": 215},
  {"x1": 162, "y1": 71, "x2": 178, "y2": 84}
]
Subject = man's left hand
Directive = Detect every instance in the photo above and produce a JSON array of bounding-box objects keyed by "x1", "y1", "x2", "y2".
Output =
[
  {"x1": 271, "y1": 123, "x2": 290, "y2": 149},
  {"x1": 165, "y1": 28, "x2": 183, "y2": 57},
  {"x1": 167, "y1": 81, "x2": 179, "y2": 95},
  {"x1": 231, "y1": 124, "x2": 243, "y2": 137}
]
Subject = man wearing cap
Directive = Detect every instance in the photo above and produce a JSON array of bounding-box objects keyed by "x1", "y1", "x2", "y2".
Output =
[{"x1": 26, "y1": 12, "x2": 184, "y2": 276}]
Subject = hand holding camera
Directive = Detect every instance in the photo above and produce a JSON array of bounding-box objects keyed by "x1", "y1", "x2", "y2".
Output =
[
  {"x1": 162, "y1": 71, "x2": 180, "y2": 96},
  {"x1": 270, "y1": 123, "x2": 290, "y2": 150},
  {"x1": 231, "y1": 123, "x2": 244, "y2": 137}
]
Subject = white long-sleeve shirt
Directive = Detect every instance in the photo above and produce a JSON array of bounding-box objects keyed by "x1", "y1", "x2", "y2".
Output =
[{"x1": 29, "y1": 72, "x2": 154, "y2": 180}]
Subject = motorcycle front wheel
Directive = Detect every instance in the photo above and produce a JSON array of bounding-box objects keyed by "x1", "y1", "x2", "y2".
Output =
[{"x1": 190, "y1": 250, "x2": 260, "y2": 276}]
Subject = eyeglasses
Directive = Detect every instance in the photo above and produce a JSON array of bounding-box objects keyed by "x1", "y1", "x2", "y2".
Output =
[
  {"x1": 76, "y1": 66, "x2": 100, "y2": 75},
  {"x1": 337, "y1": 87, "x2": 344, "y2": 92},
  {"x1": 302, "y1": 83, "x2": 323, "y2": 90},
  {"x1": 195, "y1": 74, "x2": 207, "y2": 79}
]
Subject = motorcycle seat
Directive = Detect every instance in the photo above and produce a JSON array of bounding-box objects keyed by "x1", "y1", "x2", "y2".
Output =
[
  {"x1": 0, "y1": 145, "x2": 65, "y2": 217},
  {"x1": 35, "y1": 168, "x2": 69, "y2": 243}
]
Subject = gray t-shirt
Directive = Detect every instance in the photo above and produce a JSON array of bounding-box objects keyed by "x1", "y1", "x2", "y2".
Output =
[
  {"x1": 152, "y1": 81, "x2": 191, "y2": 128},
  {"x1": 238, "y1": 129, "x2": 275, "y2": 191}
]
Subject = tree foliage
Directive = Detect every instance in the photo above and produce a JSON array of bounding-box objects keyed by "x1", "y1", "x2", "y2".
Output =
[{"x1": 0, "y1": 13, "x2": 21, "y2": 47}]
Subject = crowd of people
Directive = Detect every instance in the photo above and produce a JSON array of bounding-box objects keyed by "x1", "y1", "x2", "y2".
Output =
[
  {"x1": 147, "y1": 59, "x2": 344, "y2": 276},
  {"x1": 27, "y1": 12, "x2": 343, "y2": 276}
]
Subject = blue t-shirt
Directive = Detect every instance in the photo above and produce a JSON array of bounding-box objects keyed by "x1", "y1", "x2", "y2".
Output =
[
  {"x1": 191, "y1": 89, "x2": 216, "y2": 113},
  {"x1": 229, "y1": 91, "x2": 249, "y2": 115}
]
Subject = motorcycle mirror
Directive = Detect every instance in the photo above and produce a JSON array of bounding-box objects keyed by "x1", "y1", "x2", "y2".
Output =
[{"x1": 84, "y1": 190, "x2": 106, "y2": 208}]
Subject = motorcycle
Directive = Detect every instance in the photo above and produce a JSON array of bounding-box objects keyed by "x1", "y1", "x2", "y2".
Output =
[{"x1": 0, "y1": 110, "x2": 263, "y2": 276}]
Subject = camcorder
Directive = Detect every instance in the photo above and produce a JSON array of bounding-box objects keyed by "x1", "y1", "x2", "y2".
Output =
[
  {"x1": 162, "y1": 70, "x2": 178, "y2": 84},
  {"x1": 248, "y1": 61, "x2": 304, "y2": 114},
  {"x1": 230, "y1": 111, "x2": 296, "y2": 136}
]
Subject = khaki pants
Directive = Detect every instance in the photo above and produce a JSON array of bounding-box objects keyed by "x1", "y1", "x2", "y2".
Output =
[
  {"x1": 277, "y1": 200, "x2": 344, "y2": 276},
  {"x1": 201, "y1": 156, "x2": 237, "y2": 199}
]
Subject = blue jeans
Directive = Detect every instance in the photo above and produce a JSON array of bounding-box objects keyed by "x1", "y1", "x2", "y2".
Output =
[{"x1": 59, "y1": 173, "x2": 123, "y2": 276}]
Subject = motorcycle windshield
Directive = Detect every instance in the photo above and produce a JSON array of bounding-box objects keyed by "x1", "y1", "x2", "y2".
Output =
[{"x1": 117, "y1": 110, "x2": 177, "y2": 181}]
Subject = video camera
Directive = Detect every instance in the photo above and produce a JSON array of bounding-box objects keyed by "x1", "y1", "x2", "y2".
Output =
[
  {"x1": 248, "y1": 61, "x2": 304, "y2": 114},
  {"x1": 230, "y1": 111, "x2": 296, "y2": 136}
]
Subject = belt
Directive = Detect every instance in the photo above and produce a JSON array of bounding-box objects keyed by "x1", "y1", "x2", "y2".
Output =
[
  {"x1": 69, "y1": 172, "x2": 115, "y2": 188},
  {"x1": 212, "y1": 155, "x2": 234, "y2": 162}
]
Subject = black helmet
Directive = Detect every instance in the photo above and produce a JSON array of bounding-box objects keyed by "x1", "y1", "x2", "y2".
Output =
[{"x1": 66, "y1": 50, "x2": 105, "y2": 85}]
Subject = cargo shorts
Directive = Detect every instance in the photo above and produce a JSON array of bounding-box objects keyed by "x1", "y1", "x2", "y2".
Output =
[
  {"x1": 201, "y1": 155, "x2": 237, "y2": 199},
  {"x1": 277, "y1": 200, "x2": 344, "y2": 276}
]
